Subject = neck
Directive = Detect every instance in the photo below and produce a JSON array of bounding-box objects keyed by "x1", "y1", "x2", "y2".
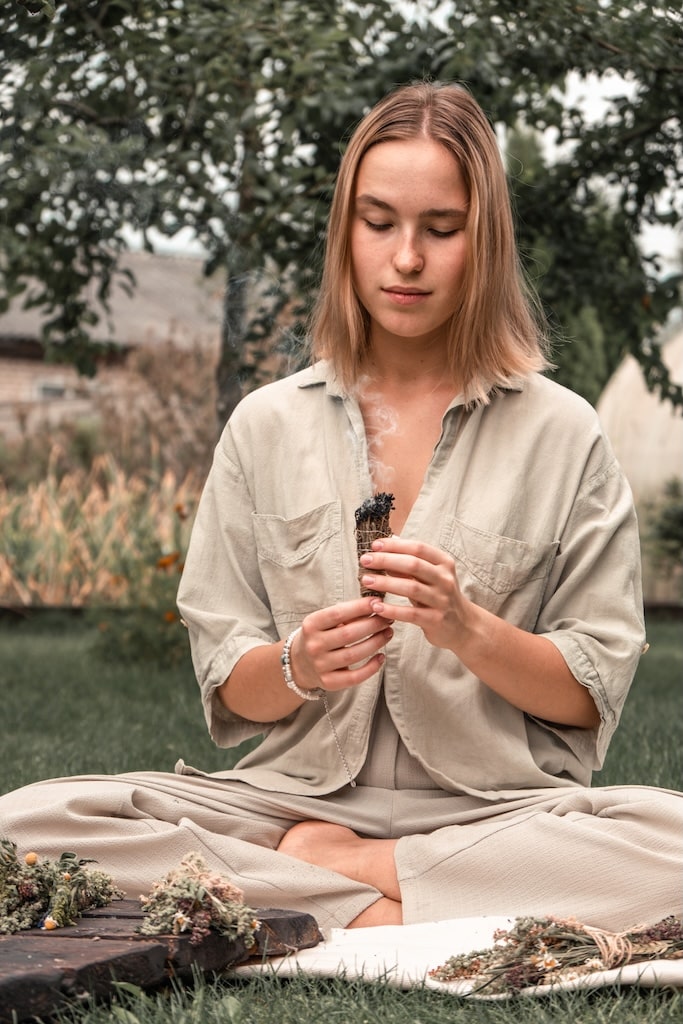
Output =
[
  {"x1": 361, "y1": 352, "x2": 456, "y2": 396},
  {"x1": 361, "y1": 329, "x2": 456, "y2": 390}
]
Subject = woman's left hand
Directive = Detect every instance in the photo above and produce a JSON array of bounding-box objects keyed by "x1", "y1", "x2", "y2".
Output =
[
  {"x1": 361, "y1": 536, "x2": 601, "y2": 729},
  {"x1": 359, "y1": 535, "x2": 471, "y2": 652}
]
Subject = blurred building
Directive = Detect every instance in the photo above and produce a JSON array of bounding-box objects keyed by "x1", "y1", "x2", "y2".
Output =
[
  {"x1": 597, "y1": 326, "x2": 683, "y2": 608},
  {"x1": 0, "y1": 251, "x2": 223, "y2": 440}
]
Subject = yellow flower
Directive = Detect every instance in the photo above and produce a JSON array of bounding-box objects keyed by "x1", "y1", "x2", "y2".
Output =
[
  {"x1": 24, "y1": 851, "x2": 39, "y2": 866},
  {"x1": 42, "y1": 916, "x2": 59, "y2": 931},
  {"x1": 172, "y1": 911, "x2": 190, "y2": 933}
]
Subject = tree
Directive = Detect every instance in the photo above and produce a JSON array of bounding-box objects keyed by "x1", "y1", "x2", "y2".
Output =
[
  {"x1": 505, "y1": 125, "x2": 655, "y2": 405},
  {"x1": 0, "y1": 0, "x2": 446, "y2": 424},
  {"x1": 1, "y1": 0, "x2": 681, "y2": 421},
  {"x1": 425, "y1": 0, "x2": 683, "y2": 408}
]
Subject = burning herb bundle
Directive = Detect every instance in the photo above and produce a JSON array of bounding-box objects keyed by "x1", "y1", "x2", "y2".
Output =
[
  {"x1": 354, "y1": 492, "x2": 395, "y2": 596},
  {"x1": 0, "y1": 838, "x2": 122, "y2": 933},
  {"x1": 429, "y1": 914, "x2": 683, "y2": 995},
  {"x1": 139, "y1": 851, "x2": 259, "y2": 947}
]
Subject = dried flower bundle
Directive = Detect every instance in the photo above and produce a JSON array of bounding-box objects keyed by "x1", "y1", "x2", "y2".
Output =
[
  {"x1": 139, "y1": 851, "x2": 259, "y2": 948},
  {"x1": 0, "y1": 838, "x2": 123, "y2": 933},
  {"x1": 354, "y1": 492, "x2": 395, "y2": 596},
  {"x1": 429, "y1": 914, "x2": 683, "y2": 995}
]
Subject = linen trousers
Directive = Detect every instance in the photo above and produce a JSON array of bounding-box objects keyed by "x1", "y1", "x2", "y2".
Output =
[{"x1": 1, "y1": 700, "x2": 681, "y2": 935}]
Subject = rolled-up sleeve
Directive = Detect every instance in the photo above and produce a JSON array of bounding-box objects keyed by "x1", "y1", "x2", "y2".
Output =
[
  {"x1": 537, "y1": 449, "x2": 646, "y2": 767},
  {"x1": 177, "y1": 424, "x2": 277, "y2": 747}
]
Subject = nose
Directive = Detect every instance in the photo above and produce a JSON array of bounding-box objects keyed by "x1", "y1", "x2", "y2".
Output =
[{"x1": 393, "y1": 232, "x2": 424, "y2": 274}]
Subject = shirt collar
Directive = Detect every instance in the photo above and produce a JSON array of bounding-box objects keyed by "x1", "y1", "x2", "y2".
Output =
[{"x1": 297, "y1": 359, "x2": 529, "y2": 402}]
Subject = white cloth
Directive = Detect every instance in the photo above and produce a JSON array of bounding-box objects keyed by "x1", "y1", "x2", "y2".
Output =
[{"x1": 234, "y1": 917, "x2": 683, "y2": 997}]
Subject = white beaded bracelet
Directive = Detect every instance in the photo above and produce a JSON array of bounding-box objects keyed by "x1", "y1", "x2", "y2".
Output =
[
  {"x1": 280, "y1": 628, "x2": 356, "y2": 786},
  {"x1": 281, "y1": 627, "x2": 322, "y2": 701}
]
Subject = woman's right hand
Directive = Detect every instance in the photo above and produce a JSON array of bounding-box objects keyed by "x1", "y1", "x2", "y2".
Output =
[
  {"x1": 221, "y1": 598, "x2": 393, "y2": 722},
  {"x1": 291, "y1": 597, "x2": 394, "y2": 694}
]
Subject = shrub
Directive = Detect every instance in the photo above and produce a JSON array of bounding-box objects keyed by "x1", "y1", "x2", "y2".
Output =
[{"x1": 644, "y1": 477, "x2": 683, "y2": 600}]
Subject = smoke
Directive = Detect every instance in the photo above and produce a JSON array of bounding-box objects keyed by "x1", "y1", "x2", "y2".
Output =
[{"x1": 355, "y1": 374, "x2": 399, "y2": 492}]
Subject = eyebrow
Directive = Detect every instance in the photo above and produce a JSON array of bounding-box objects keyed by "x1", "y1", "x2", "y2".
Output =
[{"x1": 355, "y1": 193, "x2": 467, "y2": 219}]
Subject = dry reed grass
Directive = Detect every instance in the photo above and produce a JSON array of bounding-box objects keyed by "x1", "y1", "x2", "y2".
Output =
[
  {"x1": 0, "y1": 449, "x2": 200, "y2": 607},
  {"x1": 0, "y1": 338, "x2": 218, "y2": 607}
]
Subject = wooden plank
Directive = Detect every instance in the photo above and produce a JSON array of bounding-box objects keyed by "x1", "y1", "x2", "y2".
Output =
[
  {"x1": 77, "y1": 901, "x2": 323, "y2": 956},
  {"x1": 0, "y1": 901, "x2": 322, "y2": 1023},
  {"x1": 0, "y1": 932, "x2": 169, "y2": 1024},
  {"x1": 252, "y1": 907, "x2": 325, "y2": 957}
]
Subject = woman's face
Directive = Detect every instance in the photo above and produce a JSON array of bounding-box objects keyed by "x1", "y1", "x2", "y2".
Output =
[{"x1": 350, "y1": 137, "x2": 469, "y2": 353}]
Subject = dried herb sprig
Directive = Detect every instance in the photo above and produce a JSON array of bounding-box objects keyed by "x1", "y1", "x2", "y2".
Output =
[
  {"x1": 354, "y1": 492, "x2": 395, "y2": 597},
  {"x1": 138, "y1": 852, "x2": 259, "y2": 948},
  {"x1": 429, "y1": 914, "x2": 683, "y2": 995},
  {"x1": 0, "y1": 838, "x2": 123, "y2": 933}
]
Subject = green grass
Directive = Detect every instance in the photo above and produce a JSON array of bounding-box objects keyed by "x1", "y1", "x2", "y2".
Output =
[
  {"x1": 0, "y1": 611, "x2": 257, "y2": 791},
  {"x1": 593, "y1": 615, "x2": 682, "y2": 789},
  {"x1": 2, "y1": 612, "x2": 681, "y2": 1024},
  {"x1": 53, "y1": 972, "x2": 683, "y2": 1024}
]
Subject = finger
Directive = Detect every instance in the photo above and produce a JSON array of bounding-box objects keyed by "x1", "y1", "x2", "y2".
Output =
[
  {"x1": 361, "y1": 542, "x2": 457, "y2": 594},
  {"x1": 313, "y1": 624, "x2": 393, "y2": 691},
  {"x1": 361, "y1": 571, "x2": 433, "y2": 608},
  {"x1": 369, "y1": 597, "x2": 415, "y2": 621},
  {"x1": 300, "y1": 604, "x2": 392, "y2": 668},
  {"x1": 319, "y1": 651, "x2": 387, "y2": 692},
  {"x1": 360, "y1": 549, "x2": 443, "y2": 584},
  {"x1": 370, "y1": 536, "x2": 449, "y2": 565},
  {"x1": 331, "y1": 627, "x2": 393, "y2": 670},
  {"x1": 317, "y1": 610, "x2": 393, "y2": 651},
  {"x1": 306, "y1": 596, "x2": 386, "y2": 632}
]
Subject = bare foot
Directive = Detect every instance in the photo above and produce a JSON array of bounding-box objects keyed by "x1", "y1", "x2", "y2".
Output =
[
  {"x1": 348, "y1": 897, "x2": 402, "y2": 928},
  {"x1": 278, "y1": 820, "x2": 401, "y2": 902}
]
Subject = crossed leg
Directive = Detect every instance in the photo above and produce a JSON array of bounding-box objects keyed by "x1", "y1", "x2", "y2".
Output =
[{"x1": 278, "y1": 820, "x2": 402, "y2": 927}]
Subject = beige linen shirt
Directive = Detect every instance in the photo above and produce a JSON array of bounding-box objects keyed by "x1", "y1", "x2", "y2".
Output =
[{"x1": 177, "y1": 361, "x2": 645, "y2": 799}]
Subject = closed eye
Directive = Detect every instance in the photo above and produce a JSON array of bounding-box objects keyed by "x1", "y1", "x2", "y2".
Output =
[
  {"x1": 364, "y1": 219, "x2": 392, "y2": 232},
  {"x1": 364, "y1": 221, "x2": 460, "y2": 238}
]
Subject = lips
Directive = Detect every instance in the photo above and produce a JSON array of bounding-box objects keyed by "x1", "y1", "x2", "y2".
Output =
[{"x1": 383, "y1": 287, "x2": 430, "y2": 306}]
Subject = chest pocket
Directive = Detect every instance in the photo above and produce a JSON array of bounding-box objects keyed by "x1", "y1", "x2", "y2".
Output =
[
  {"x1": 253, "y1": 501, "x2": 345, "y2": 629},
  {"x1": 440, "y1": 516, "x2": 558, "y2": 630}
]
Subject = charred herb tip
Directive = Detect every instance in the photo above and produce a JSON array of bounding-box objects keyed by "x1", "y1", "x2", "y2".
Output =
[{"x1": 354, "y1": 492, "x2": 395, "y2": 526}]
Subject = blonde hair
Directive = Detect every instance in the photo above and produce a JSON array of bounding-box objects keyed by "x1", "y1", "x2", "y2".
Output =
[{"x1": 308, "y1": 81, "x2": 549, "y2": 404}]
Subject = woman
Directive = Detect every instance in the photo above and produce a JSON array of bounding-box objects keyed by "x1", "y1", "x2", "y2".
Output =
[{"x1": 2, "y1": 82, "x2": 681, "y2": 934}]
